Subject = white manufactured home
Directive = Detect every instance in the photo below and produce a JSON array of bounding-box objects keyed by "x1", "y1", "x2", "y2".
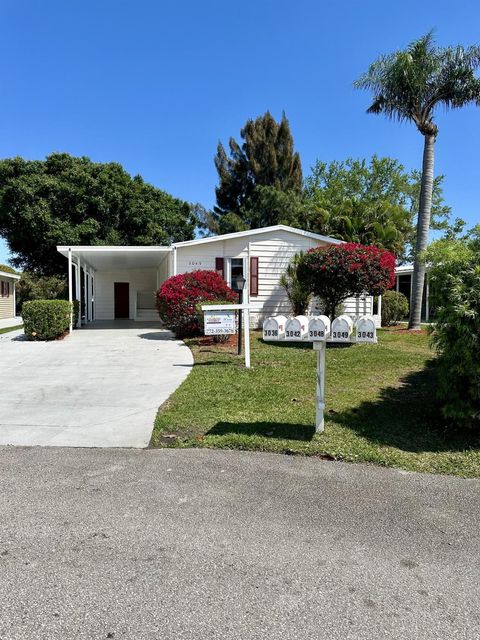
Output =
[
  {"x1": 57, "y1": 225, "x2": 381, "y2": 330},
  {"x1": 0, "y1": 269, "x2": 21, "y2": 321}
]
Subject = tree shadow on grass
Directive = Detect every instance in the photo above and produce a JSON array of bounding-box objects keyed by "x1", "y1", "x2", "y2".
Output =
[
  {"x1": 327, "y1": 359, "x2": 479, "y2": 453},
  {"x1": 207, "y1": 421, "x2": 316, "y2": 442}
]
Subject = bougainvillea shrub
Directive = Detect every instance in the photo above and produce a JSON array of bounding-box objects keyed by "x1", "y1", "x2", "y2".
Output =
[
  {"x1": 156, "y1": 270, "x2": 237, "y2": 337},
  {"x1": 297, "y1": 243, "x2": 395, "y2": 319}
]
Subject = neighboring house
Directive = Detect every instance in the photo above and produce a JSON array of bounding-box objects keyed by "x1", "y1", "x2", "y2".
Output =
[
  {"x1": 0, "y1": 270, "x2": 21, "y2": 320},
  {"x1": 394, "y1": 264, "x2": 432, "y2": 322},
  {"x1": 57, "y1": 225, "x2": 382, "y2": 330}
]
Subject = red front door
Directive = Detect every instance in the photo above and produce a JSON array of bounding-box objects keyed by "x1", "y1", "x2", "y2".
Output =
[{"x1": 114, "y1": 282, "x2": 129, "y2": 319}]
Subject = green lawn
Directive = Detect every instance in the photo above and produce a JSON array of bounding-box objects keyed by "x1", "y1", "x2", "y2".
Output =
[
  {"x1": 152, "y1": 329, "x2": 480, "y2": 477},
  {"x1": 0, "y1": 324, "x2": 23, "y2": 335}
]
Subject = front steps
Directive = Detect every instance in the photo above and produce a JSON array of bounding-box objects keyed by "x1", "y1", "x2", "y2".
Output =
[{"x1": 135, "y1": 308, "x2": 160, "y2": 322}]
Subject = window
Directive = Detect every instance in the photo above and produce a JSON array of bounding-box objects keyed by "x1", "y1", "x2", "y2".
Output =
[
  {"x1": 1, "y1": 281, "x2": 10, "y2": 297},
  {"x1": 230, "y1": 258, "x2": 244, "y2": 285}
]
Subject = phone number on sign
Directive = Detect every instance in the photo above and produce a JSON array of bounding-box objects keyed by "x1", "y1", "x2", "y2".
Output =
[{"x1": 205, "y1": 327, "x2": 235, "y2": 335}]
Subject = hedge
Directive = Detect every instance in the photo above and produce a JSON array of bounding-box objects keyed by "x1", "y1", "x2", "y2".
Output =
[{"x1": 22, "y1": 299, "x2": 71, "y2": 340}]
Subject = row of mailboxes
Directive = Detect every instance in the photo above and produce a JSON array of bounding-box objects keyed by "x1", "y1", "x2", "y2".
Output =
[{"x1": 263, "y1": 314, "x2": 377, "y2": 343}]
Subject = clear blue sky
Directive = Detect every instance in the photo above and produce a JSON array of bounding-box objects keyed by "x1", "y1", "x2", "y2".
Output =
[{"x1": 1, "y1": 0, "x2": 479, "y2": 264}]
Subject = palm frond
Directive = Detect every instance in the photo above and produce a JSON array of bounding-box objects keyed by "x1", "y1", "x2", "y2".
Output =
[{"x1": 354, "y1": 32, "x2": 480, "y2": 130}]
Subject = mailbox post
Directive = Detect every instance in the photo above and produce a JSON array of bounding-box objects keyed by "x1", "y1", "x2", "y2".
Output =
[
  {"x1": 314, "y1": 341, "x2": 326, "y2": 432},
  {"x1": 263, "y1": 314, "x2": 378, "y2": 433}
]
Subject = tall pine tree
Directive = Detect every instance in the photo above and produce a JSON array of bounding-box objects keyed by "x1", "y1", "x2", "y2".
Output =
[{"x1": 212, "y1": 112, "x2": 303, "y2": 232}]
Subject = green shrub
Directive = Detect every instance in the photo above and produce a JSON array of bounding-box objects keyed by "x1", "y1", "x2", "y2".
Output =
[
  {"x1": 22, "y1": 300, "x2": 71, "y2": 340},
  {"x1": 280, "y1": 252, "x2": 312, "y2": 316},
  {"x1": 381, "y1": 290, "x2": 409, "y2": 326},
  {"x1": 425, "y1": 230, "x2": 480, "y2": 431}
]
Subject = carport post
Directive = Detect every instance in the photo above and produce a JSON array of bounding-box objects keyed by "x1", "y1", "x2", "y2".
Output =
[
  {"x1": 76, "y1": 258, "x2": 81, "y2": 329},
  {"x1": 92, "y1": 272, "x2": 95, "y2": 321},
  {"x1": 68, "y1": 248, "x2": 73, "y2": 334},
  {"x1": 83, "y1": 267, "x2": 88, "y2": 323}
]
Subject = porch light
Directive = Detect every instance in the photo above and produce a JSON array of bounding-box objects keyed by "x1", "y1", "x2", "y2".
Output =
[{"x1": 231, "y1": 274, "x2": 246, "y2": 293}]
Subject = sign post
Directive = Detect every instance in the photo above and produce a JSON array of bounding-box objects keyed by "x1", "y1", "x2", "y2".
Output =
[{"x1": 202, "y1": 303, "x2": 261, "y2": 369}]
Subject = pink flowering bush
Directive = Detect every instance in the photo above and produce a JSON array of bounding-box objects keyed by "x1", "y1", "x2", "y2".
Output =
[
  {"x1": 297, "y1": 243, "x2": 395, "y2": 319},
  {"x1": 156, "y1": 270, "x2": 237, "y2": 337}
]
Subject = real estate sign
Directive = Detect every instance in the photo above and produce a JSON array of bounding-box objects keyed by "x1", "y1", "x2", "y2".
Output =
[{"x1": 204, "y1": 310, "x2": 236, "y2": 336}]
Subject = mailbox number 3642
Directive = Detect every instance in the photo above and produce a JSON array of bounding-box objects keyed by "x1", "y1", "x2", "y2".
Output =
[{"x1": 286, "y1": 330, "x2": 301, "y2": 338}]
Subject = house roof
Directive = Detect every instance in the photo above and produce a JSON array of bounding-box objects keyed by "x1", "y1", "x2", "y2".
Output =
[
  {"x1": 56, "y1": 225, "x2": 342, "y2": 270},
  {"x1": 394, "y1": 263, "x2": 431, "y2": 275},
  {"x1": 56, "y1": 246, "x2": 171, "y2": 270},
  {"x1": 0, "y1": 270, "x2": 21, "y2": 280},
  {"x1": 172, "y1": 225, "x2": 344, "y2": 247}
]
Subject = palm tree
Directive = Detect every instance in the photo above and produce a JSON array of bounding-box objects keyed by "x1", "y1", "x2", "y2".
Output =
[{"x1": 355, "y1": 33, "x2": 480, "y2": 329}]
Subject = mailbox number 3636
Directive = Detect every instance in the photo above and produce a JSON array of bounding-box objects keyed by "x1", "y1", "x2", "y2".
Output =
[{"x1": 264, "y1": 329, "x2": 278, "y2": 337}]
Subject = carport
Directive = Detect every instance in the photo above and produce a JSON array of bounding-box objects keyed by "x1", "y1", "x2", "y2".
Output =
[{"x1": 57, "y1": 246, "x2": 173, "y2": 331}]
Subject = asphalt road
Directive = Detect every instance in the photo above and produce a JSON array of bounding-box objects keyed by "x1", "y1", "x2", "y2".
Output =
[{"x1": 0, "y1": 447, "x2": 478, "y2": 640}]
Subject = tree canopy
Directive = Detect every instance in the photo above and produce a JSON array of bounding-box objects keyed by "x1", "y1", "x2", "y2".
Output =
[
  {"x1": 354, "y1": 32, "x2": 480, "y2": 328},
  {"x1": 210, "y1": 112, "x2": 303, "y2": 233},
  {"x1": 302, "y1": 156, "x2": 451, "y2": 257},
  {"x1": 0, "y1": 153, "x2": 195, "y2": 275}
]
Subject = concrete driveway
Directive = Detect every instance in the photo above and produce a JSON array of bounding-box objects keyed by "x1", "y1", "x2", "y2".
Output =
[
  {"x1": 0, "y1": 321, "x2": 192, "y2": 447},
  {"x1": 0, "y1": 447, "x2": 478, "y2": 640}
]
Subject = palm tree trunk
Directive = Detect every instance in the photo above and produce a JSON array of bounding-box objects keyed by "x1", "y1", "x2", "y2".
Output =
[{"x1": 408, "y1": 133, "x2": 435, "y2": 330}]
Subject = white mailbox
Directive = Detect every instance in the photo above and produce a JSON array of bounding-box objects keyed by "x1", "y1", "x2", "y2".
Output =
[
  {"x1": 262, "y1": 315, "x2": 287, "y2": 341},
  {"x1": 285, "y1": 315, "x2": 309, "y2": 341},
  {"x1": 355, "y1": 315, "x2": 377, "y2": 343},
  {"x1": 308, "y1": 315, "x2": 331, "y2": 341},
  {"x1": 330, "y1": 315, "x2": 354, "y2": 342}
]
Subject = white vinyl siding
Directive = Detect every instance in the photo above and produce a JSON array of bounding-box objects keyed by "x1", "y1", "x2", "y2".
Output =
[
  {"x1": 248, "y1": 237, "x2": 320, "y2": 324},
  {"x1": 94, "y1": 268, "x2": 157, "y2": 320}
]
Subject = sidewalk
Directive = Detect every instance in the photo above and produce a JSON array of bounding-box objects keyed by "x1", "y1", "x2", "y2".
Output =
[{"x1": 0, "y1": 316, "x2": 23, "y2": 330}]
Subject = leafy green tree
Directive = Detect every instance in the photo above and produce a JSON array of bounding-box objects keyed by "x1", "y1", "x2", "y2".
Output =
[
  {"x1": 212, "y1": 112, "x2": 302, "y2": 231},
  {"x1": 0, "y1": 153, "x2": 195, "y2": 275},
  {"x1": 303, "y1": 156, "x2": 450, "y2": 256},
  {"x1": 355, "y1": 32, "x2": 480, "y2": 329},
  {"x1": 16, "y1": 272, "x2": 68, "y2": 312}
]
